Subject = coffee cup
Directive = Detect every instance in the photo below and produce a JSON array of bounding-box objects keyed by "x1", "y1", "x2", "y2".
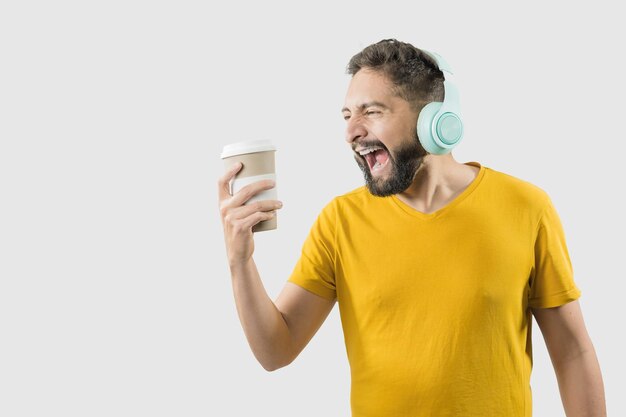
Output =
[{"x1": 220, "y1": 140, "x2": 278, "y2": 233}]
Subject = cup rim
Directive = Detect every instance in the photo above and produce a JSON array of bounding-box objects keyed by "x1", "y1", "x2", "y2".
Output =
[{"x1": 221, "y1": 140, "x2": 276, "y2": 159}]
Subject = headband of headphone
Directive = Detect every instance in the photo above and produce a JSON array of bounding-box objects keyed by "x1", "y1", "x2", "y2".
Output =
[{"x1": 416, "y1": 49, "x2": 464, "y2": 155}]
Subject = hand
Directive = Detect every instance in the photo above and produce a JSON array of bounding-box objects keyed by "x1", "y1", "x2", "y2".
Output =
[{"x1": 217, "y1": 162, "x2": 283, "y2": 267}]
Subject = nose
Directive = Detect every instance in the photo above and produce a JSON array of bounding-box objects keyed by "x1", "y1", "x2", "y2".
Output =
[{"x1": 345, "y1": 117, "x2": 368, "y2": 146}]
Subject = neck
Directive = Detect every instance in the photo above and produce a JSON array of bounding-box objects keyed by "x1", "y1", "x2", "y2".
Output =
[{"x1": 397, "y1": 153, "x2": 478, "y2": 213}]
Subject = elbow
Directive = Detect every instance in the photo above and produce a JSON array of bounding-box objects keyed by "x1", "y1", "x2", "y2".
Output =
[
  {"x1": 261, "y1": 358, "x2": 291, "y2": 372},
  {"x1": 256, "y1": 331, "x2": 298, "y2": 372},
  {"x1": 261, "y1": 352, "x2": 296, "y2": 372},
  {"x1": 262, "y1": 362, "x2": 282, "y2": 372}
]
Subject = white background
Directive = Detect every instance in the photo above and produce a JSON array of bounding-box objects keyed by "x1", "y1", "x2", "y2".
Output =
[{"x1": 1, "y1": 1, "x2": 623, "y2": 416}]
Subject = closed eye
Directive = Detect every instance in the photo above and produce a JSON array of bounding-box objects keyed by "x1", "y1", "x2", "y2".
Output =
[{"x1": 342, "y1": 110, "x2": 381, "y2": 121}]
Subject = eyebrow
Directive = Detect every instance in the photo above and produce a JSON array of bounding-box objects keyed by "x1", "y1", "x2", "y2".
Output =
[{"x1": 341, "y1": 101, "x2": 389, "y2": 113}]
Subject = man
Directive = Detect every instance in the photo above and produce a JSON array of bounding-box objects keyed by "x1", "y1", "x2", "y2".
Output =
[{"x1": 218, "y1": 39, "x2": 606, "y2": 416}]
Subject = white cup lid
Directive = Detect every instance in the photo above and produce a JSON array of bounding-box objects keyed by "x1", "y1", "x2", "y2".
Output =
[{"x1": 220, "y1": 140, "x2": 277, "y2": 159}]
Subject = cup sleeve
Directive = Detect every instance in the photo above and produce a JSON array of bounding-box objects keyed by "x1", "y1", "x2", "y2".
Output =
[
  {"x1": 528, "y1": 196, "x2": 582, "y2": 309},
  {"x1": 287, "y1": 200, "x2": 337, "y2": 301}
]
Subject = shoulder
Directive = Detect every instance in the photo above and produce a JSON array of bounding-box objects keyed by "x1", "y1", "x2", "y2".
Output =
[
  {"x1": 328, "y1": 185, "x2": 389, "y2": 216},
  {"x1": 483, "y1": 165, "x2": 551, "y2": 211},
  {"x1": 314, "y1": 185, "x2": 378, "y2": 224},
  {"x1": 323, "y1": 185, "x2": 369, "y2": 210},
  {"x1": 337, "y1": 185, "x2": 369, "y2": 202}
]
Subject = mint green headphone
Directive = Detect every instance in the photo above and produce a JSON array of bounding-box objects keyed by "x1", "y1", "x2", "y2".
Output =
[{"x1": 417, "y1": 50, "x2": 464, "y2": 155}]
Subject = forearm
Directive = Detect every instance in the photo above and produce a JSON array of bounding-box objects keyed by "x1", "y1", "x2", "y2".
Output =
[
  {"x1": 553, "y1": 348, "x2": 606, "y2": 417},
  {"x1": 229, "y1": 257, "x2": 293, "y2": 371}
]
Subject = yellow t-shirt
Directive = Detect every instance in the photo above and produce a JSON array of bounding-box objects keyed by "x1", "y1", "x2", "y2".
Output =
[{"x1": 287, "y1": 161, "x2": 581, "y2": 417}]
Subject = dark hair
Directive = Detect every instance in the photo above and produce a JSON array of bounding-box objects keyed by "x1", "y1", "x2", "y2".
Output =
[{"x1": 346, "y1": 39, "x2": 445, "y2": 111}]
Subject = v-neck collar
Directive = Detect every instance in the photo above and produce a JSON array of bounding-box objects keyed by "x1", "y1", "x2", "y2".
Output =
[{"x1": 389, "y1": 161, "x2": 486, "y2": 220}]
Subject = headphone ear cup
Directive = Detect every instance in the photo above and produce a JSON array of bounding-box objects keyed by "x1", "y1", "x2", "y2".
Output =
[
  {"x1": 417, "y1": 101, "x2": 444, "y2": 154},
  {"x1": 437, "y1": 112, "x2": 463, "y2": 147},
  {"x1": 417, "y1": 103, "x2": 464, "y2": 155}
]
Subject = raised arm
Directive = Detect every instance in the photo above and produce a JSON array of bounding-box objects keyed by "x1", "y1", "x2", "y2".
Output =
[
  {"x1": 219, "y1": 163, "x2": 335, "y2": 371},
  {"x1": 531, "y1": 300, "x2": 606, "y2": 417},
  {"x1": 229, "y1": 259, "x2": 335, "y2": 371}
]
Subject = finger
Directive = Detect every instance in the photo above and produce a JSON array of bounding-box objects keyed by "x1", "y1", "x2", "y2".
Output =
[
  {"x1": 238, "y1": 210, "x2": 276, "y2": 231},
  {"x1": 217, "y1": 162, "x2": 243, "y2": 201},
  {"x1": 226, "y1": 199, "x2": 283, "y2": 222},
  {"x1": 230, "y1": 178, "x2": 276, "y2": 207}
]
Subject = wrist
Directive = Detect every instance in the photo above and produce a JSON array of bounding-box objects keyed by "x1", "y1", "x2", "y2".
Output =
[{"x1": 229, "y1": 257, "x2": 253, "y2": 274}]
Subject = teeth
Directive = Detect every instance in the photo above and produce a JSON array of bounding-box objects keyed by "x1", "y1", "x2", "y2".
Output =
[
  {"x1": 372, "y1": 161, "x2": 384, "y2": 170},
  {"x1": 358, "y1": 146, "x2": 383, "y2": 156}
]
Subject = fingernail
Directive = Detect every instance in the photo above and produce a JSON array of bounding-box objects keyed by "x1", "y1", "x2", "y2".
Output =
[{"x1": 278, "y1": 201, "x2": 283, "y2": 207}]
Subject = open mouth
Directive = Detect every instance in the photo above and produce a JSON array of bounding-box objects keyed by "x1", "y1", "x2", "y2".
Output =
[{"x1": 359, "y1": 147, "x2": 390, "y2": 173}]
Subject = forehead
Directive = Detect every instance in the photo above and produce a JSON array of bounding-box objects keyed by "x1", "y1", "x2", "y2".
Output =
[{"x1": 343, "y1": 69, "x2": 397, "y2": 110}]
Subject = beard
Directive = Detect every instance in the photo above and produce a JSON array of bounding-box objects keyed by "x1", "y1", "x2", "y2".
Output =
[{"x1": 354, "y1": 132, "x2": 427, "y2": 197}]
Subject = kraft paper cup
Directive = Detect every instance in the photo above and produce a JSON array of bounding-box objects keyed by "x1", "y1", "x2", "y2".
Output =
[{"x1": 221, "y1": 140, "x2": 277, "y2": 233}]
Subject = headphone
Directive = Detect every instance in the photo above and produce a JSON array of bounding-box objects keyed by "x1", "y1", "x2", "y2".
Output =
[{"x1": 416, "y1": 49, "x2": 464, "y2": 155}]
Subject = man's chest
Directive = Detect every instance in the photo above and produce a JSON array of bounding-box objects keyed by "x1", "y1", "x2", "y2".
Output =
[{"x1": 335, "y1": 213, "x2": 534, "y2": 315}]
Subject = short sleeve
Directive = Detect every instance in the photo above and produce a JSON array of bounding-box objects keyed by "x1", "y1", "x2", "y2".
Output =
[
  {"x1": 287, "y1": 199, "x2": 337, "y2": 301},
  {"x1": 528, "y1": 196, "x2": 582, "y2": 308}
]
